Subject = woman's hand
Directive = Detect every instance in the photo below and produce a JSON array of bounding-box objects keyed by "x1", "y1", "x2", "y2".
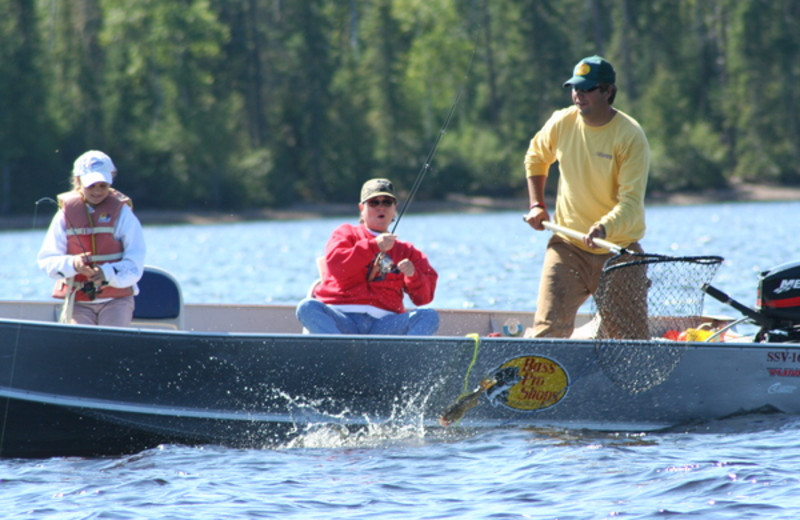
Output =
[
  {"x1": 375, "y1": 233, "x2": 397, "y2": 252},
  {"x1": 396, "y1": 258, "x2": 415, "y2": 277}
]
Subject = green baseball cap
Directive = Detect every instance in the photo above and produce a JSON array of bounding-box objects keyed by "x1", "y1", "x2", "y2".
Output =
[
  {"x1": 562, "y1": 55, "x2": 616, "y2": 89},
  {"x1": 359, "y1": 178, "x2": 396, "y2": 203}
]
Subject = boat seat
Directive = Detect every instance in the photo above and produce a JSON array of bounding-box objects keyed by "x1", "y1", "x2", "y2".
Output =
[{"x1": 131, "y1": 266, "x2": 184, "y2": 330}]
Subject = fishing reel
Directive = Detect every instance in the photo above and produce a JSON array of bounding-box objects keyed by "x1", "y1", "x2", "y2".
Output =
[
  {"x1": 79, "y1": 278, "x2": 109, "y2": 301},
  {"x1": 376, "y1": 253, "x2": 398, "y2": 275},
  {"x1": 80, "y1": 281, "x2": 99, "y2": 301},
  {"x1": 367, "y1": 252, "x2": 399, "y2": 282}
]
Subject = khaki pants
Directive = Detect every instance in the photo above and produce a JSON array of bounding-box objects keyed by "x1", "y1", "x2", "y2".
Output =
[
  {"x1": 70, "y1": 296, "x2": 135, "y2": 327},
  {"x1": 532, "y1": 235, "x2": 645, "y2": 338}
]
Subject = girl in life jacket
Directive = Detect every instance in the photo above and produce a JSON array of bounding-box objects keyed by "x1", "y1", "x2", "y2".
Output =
[{"x1": 38, "y1": 150, "x2": 146, "y2": 327}]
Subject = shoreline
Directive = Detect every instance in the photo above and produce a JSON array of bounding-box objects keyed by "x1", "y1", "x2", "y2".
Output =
[{"x1": 4, "y1": 181, "x2": 799, "y2": 230}]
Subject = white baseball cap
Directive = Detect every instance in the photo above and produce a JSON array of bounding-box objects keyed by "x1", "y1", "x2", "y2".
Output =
[{"x1": 73, "y1": 150, "x2": 116, "y2": 186}]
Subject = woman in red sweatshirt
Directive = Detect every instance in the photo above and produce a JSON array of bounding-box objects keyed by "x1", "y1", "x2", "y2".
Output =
[{"x1": 296, "y1": 178, "x2": 439, "y2": 335}]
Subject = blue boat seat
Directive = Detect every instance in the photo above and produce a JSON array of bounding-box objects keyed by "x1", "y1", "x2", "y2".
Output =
[{"x1": 132, "y1": 266, "x2": 184, "y2": 330}]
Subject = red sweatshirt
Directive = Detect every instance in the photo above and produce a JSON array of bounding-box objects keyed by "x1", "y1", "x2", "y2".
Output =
[{"x1": 313, "y1": 223, "x2": 438, "y2": 314}]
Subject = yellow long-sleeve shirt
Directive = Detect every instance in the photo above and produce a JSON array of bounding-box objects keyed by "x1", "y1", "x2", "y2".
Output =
[{"x1": 525, "y1": 106, "x2": 650, "y2": 253}]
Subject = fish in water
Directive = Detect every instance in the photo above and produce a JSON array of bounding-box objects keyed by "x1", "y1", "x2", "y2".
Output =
[{"x1": 438, "y1": 378, "x2": 497, "y2": 427}]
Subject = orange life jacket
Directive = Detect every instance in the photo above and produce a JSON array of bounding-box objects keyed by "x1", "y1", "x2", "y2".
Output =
[{"x1": 51, "y1": 190, "x2": 135, "y2": 301}]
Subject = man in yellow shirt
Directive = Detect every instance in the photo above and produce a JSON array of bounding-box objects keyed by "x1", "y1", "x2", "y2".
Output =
[{"x1": 523, "y1": 55, "x2": 650, "y2": 338}]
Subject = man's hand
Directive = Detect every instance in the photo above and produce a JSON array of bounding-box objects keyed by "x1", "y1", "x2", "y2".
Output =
[
  {"x1": 523, "y1": 206, "x2": 550, "y2": 231},
  {"x1": 583, "y1": 224, "x2": 607, "y2": 249}
]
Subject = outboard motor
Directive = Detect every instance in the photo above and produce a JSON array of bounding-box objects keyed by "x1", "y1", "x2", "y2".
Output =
[
  {"x1": 703, "y1": 260, "x2": 800, "y2": 343},
  {"x1": 758, "y1": 261, "x2": 800, "y2": 320}
]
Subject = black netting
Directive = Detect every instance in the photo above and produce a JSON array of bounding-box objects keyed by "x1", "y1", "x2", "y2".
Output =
[
  {"x1": 588, "y1": 253, "x2": 724, "y2": 393},
  {"x1": 590, "y1": 254, "x2": 724, "y2": 340}
]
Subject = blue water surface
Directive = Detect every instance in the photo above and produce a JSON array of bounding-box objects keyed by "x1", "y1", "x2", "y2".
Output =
[{"x1": 1, "y1": 200, "x2": 799, "y2": 519}]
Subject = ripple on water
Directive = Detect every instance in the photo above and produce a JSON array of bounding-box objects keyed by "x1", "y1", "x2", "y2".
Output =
[{"x1": 2, "y1": 203, "x2": 800, "y2": 519}]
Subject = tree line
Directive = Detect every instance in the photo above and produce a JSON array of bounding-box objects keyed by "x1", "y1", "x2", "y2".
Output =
[{"x1": 1, "y1": 0, "x2": 798, "y2": 214}]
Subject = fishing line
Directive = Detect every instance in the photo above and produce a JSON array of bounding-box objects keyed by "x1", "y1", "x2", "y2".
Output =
[
  {"x1": 460, "y1": 333, "x2": 482, "y2": 395},
  {"x1": 37, "y1": 196, "x2": 98, "y2": 259},
  {"x1": 390, "y1": 40, "x2": 477, "y2": 233},
  {"x1": 36, "y1": 196, "x2": 102, "y2": 303},
  {"x1": 37, "y1": 196, "x2": 90, "y2": 254},
  {"x1": 36, "y1": 196, "x2": 80, "y2": 236},
  {"x1": 368, "y1": 38, "x2": 477, "y2": 281},
  {"x1": 437, "y1": 333, "x2": 490, "y2": 427},
  {"x1": 0, "y1": 199, "x2": 54, "y2": 456}
]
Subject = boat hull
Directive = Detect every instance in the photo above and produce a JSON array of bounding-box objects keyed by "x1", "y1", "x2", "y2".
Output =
[{"x1": 1, "y1": 318, "x2": 798, "y2": 457}]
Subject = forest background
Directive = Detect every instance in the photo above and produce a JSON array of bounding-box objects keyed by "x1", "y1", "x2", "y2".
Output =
[{"x1": 1, "y1": 0, "x2": 799, "y2": 216}]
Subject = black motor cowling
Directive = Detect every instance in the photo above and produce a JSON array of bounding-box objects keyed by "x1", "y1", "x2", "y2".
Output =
[
  {"x1": 702, "y1": 260, "x2": 800, "y2": 342},
  {"x1": 757, "y1": 260, "x2": 800, "y2": 323}
]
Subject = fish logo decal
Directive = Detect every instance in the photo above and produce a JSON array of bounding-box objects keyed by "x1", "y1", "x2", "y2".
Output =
[
  {"x1": 438, "y1": 355, "x2": 570, "y2": 427},
  {"x1": 486, "y1": 355, "x2": 569, "y2": 411}
]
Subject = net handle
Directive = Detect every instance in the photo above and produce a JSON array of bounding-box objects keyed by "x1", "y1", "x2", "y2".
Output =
[{"x1": 542, "y1": 221, "x2": 630, "y2": 255}]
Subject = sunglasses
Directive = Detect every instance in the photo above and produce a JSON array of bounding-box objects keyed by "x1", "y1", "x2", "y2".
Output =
[
  {"x1": 367, "y1": 198, "x2": 395, "y2": 208},
  {"x1": 573, "y1": 86, "x2": 600, "y2": 93}
]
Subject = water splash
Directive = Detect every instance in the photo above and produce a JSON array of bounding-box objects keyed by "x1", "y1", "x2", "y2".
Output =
[{"x1": 272, "y1": 384, "x2": 437, "y2": 449}]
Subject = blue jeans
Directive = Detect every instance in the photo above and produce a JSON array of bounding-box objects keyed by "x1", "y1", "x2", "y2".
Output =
[{"x1": 296, "y1": 298, "x2": 439, "y2": 335}]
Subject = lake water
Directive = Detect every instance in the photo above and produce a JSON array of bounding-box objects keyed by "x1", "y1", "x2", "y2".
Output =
[{"x1": 1, "y1": 200, "x2": 799, "y2": 519}]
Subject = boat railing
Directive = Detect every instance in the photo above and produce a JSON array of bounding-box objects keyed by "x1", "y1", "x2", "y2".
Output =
[{"x1": 0, "y1": 298, "x2": 548, "y2": 337}]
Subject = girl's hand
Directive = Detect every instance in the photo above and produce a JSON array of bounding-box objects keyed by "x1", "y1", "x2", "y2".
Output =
[
  {"x1": 72, "y1": 253, "x2": 95, "y2": 276},
  {"x1": 87, "y1": 266, "x2": 106, "y2": 283}
]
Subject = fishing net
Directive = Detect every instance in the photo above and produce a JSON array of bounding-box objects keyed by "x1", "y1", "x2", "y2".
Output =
[{"x1": 587, "y1": 253, "x2": 724, "y2": 393}]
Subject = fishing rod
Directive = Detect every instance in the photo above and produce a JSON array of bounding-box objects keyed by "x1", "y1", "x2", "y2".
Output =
[
  {"x1": 366, "y1": 36, "x2": 478, "y2": 281},
  {"x1": 390, "y1": 42, "x2": 477, "y2": 233},
  {"x1": 36, "y1": 197, "x2": 102, "y2": 301}
]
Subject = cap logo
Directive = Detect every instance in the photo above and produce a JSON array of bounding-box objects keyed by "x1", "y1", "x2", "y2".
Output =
[
  {"x1": 87, "y1": 158, "x2": 104, "y2": 170},
  {"x1": 576, "y1": 63, "x2": 591, "y2": 76}
]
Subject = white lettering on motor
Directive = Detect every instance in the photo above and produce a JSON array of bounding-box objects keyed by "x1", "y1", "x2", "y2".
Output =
[{"x1": 774, "y1": 279, "x2": 800, "y2": 294}]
